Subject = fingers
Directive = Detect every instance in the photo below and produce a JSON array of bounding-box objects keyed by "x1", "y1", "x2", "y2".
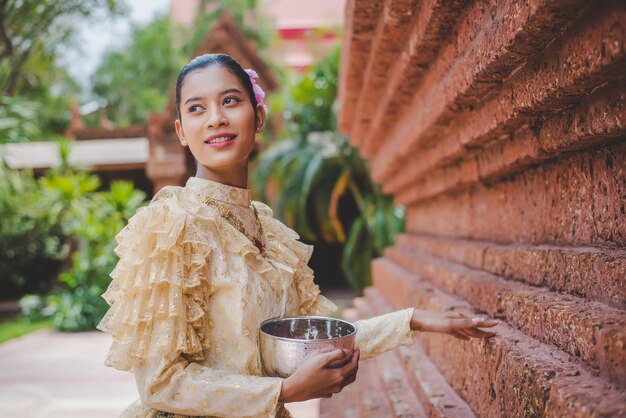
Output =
[
  {"x1": 320, "y1": 348, "x2": 349, "y2": 366},
  {"x1": 472, "y1": 318, "x2": 499, "y2": 328},
  {"x1": 450, "y1": 330, "x2": 470, "y2": 340},
  {"x1": 464, "y1": 327, "x2": 497, "y2": 338}
]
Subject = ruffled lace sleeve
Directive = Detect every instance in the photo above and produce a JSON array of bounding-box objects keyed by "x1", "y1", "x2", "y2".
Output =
[
  {"x1": 97, "y1": 189, "x2": 284, "y2": 417},
  {"x1": 96, "y1": 187, "x2": 213, "y2": 372}
]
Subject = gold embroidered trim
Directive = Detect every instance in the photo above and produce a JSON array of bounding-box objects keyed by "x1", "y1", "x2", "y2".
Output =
[{"x1": 202, "y1": 195, "x2": 266, "y2": 255}]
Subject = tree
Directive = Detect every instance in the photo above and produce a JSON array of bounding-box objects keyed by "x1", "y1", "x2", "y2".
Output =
[
  {"x1": 0, "y1": 0, "x2": 122, "y2": 95},
  {"x1": 254, "y1": 48, "x2": 405, "y2": 292},
  {"x1": 91, "y1": 16, "x2": 187, "y2": 126},
  {"x1": 90, "y1": 1, "x2": 274, "y2": 127},
  {"x1": 0, "y1": 1, "x2": 124, "y2": 141}
]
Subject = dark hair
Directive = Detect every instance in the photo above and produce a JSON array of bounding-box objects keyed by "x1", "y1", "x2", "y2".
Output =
[{"x1": 175, "y1": 53, "x2": 258, "y2": 124}]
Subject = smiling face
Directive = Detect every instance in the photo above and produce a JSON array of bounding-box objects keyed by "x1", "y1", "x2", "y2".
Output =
[{"x1": 175, "y1": 65, "x2": 266, "y2": 172}]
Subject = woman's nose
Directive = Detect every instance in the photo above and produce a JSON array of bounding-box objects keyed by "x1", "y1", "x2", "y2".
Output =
[{"x1": 205, "y1": 105, "x2": 228, "y2": 128}]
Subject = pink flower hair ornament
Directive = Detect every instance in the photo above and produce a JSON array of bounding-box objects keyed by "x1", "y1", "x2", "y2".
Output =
[{"x1": 244, "y1": 68, "x2": 269, "y2": 116}]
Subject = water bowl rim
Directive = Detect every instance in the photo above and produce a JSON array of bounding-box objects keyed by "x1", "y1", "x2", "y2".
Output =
[{"x1": 259, "y1": 315, "x2": 357, "y2": 343}]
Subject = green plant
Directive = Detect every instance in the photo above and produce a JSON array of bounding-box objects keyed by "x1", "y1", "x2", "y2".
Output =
[
  {"x1": 254, "y1": 48, "x2": 405, "y2": 292},
  {"x1": 11, "y1": 141, "x2": 147, "y2": 331},
  {"x1": 40, "y1": 180, "x2": 145, "y2": 331},
  {"x1": 0, "y1": 162, "x2": 63, "y2": 296}
]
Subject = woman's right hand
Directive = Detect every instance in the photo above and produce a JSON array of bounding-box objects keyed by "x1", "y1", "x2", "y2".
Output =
[{"x1": 279, "y1": 347, "x2": 360, "y2": 403}]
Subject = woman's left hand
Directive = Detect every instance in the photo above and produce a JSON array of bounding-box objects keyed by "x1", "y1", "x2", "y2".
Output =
[{"x1": 410, "y1": 309, "x2": 499, "y2": 340}]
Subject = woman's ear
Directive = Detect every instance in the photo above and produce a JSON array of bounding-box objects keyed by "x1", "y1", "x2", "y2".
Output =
[
  {"x1": 174, "y1": 119, "x2": 188, "y2": 146},
  {"x1": 255, "y1": 104, "x2": 267, "y2": 133}
]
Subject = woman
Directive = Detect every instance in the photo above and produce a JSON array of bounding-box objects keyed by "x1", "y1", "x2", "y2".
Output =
[{"x1": 96, "y1": 53, "x2": 498, "y2": 418}]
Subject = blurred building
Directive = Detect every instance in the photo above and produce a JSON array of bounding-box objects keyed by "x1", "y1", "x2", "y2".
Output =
[{"x1": 170, "y1": 0, "x2": 345, "y2": 72}]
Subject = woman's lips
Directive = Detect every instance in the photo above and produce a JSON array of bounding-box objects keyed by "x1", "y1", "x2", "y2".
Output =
[{"x1": 206, "y1": 135, "x2": 237, "y2": 148}]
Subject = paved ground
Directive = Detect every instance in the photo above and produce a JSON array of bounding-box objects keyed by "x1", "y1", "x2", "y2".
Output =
[{"x1": 0, "y1": 288, "x2": 355, "y2": 418}]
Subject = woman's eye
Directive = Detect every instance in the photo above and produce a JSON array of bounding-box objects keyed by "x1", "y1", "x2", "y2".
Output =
[
  {"x1": 223, "y1": 96, "x2": 240, "y2": 105},
  {"x1": 188, "y1": 104, "x2": 203, "y2": 112}
]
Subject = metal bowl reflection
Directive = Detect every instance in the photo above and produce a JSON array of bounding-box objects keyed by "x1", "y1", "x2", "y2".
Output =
[{"x1": 259, "y1": 316, "x2": 357, "y2": 378}]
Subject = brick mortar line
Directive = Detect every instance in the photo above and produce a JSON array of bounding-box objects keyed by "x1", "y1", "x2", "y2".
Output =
[{"x1": 372, "y1": 258, "x2": 626, "y2": 417}]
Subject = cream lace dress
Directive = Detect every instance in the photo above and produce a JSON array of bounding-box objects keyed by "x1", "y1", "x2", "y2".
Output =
[{"x1": 96, "y1": 176, "x2": 416, "y2": 418}]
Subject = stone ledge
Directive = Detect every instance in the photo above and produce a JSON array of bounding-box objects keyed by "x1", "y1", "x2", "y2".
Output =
[
  {"x1": 378, "y1": 3, "x2": 625, "y2": 191},
  {"x1": 356, "y1": 0, "x2": 470, "y2": 155},
  {"x1": 337, "y1": 0, "x2": 383, "y2": 134},
  {"x1": 372, "y1": 258, "x2": 626, "y2": 417},
  {"x1": 355, "y1": 296, "x2": 476, "y2": 418},
  {"x1": 348, "y1": 0, "x2": 418, "y2": 149},
  {"x1": 396, "y1": 233, "x2": 626, "y2": 310},
  {"x1": 385, "y1": 246, "x2": 626, "y2": 388},
  {"x1": 405, "y1": 142, "x2": 626, "y2": 246},
  {"x1": 363, "y1": 0, "x2": 589, "y2": 160},
  {"x1": 390, "y1": 79, "x2": 626, "y2": 205}
]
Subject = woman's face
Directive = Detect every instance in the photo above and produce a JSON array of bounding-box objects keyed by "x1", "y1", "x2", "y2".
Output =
[{"x1": 175, "y1": 65, "x2": 265, "y2": 170}]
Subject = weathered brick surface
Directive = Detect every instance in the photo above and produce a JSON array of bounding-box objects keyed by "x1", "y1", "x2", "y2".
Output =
[
  {"x1": 372, "y1": 2, "x2": 624, "y2": 187},
  {"x1": 385, "y1": 246, "x2": 626, "y2": 388},
  {"x1": 386, "y1": 79, "x2": 626, "y2": 205},
  {"x1": 396, "y1": 234, "x2": 626, "y2": 309},
  {"x1": 339, "y1": 0, "x2": 626, "y2": 415},
  {"x1": 355, "y1": 0, "x2": 470, "y2": 154},
  {"x1": 358, "y1": 294, "x2": 478, "y2": 418},
  {"x1": 348, "y1": 0, "x2": 418, "y2": 148},
  {"x1": 405, "y1": 143, "x2": 626, "y2": 246},
  {"x1": 338, "y1": 0, "x2": 384, "y2": 134},
  {"x1": 372, "y1": 259, "x2": 626, "y2": 417},
  {"x1": 360, "y1": 0, "x2": 590, "y2": 159}
]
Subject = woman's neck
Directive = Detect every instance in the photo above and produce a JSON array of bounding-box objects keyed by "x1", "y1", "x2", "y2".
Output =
[{"x1": 195, "y1": 164, "x2": 249, "y2": 189}]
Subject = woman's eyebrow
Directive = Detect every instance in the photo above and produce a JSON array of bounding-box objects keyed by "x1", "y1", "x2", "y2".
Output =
[
  {"x1": 184, "y1": 88, "x2": 243, "y2": 105},
  {"x1": 220, "y1": 88, "x2": 243, "y2": 95}
]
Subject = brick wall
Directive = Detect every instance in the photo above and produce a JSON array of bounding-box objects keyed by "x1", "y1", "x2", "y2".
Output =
[{"x1": 327, "y1": 1, "x2": 626, "y2": 416}]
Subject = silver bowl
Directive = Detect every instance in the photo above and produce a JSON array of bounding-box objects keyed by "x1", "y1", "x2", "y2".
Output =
[{"x1": 259, "y1": 316, "x2": 357, "y2": 378}]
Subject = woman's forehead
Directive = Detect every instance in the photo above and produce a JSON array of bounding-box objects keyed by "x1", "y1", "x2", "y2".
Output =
[{"x1": 181, "y1": 66, "x2": 247, "y2": 99}]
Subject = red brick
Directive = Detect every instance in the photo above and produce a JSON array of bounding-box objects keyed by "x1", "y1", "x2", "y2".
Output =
[
  {"x1": 376, "y1": 2, "x2": 624, "y2": 190},
  {"x1": 353, "y1": 0, "x2": 470, "y2": 155},
  {"x1": 348, "y1": 0, "x2": 418, "y2": 148},
  {"x1": 396, "y1": 233, "x2": 626, "y2": 310},
  {"x1": 372, "y1": 258, "x2": 626, "y2": 417},
  {"x1": 386, "y1": 246, "x2": 626, "y2": 388},
  {"x1": 404, "y1": 143, "x2": 626, "y2": 246},
  {"x1": 337, "y1": 0, "x2": 384, "y2": 134}
]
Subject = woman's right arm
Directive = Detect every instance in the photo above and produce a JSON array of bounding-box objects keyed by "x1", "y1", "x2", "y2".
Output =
[{"x1": 133, "y1": 345, "x2": 359, "y2": 416}]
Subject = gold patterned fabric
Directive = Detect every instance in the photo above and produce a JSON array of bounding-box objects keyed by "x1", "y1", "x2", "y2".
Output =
[{"x1": 97, "y1": 176, "x2": 416, "y2": 418}]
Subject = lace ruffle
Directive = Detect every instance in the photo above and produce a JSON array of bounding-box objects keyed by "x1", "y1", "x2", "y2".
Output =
[
  {"x1": 97, "y1": 189, "x2": 216, "y2": 372},
  {"x1": 97, "y1": 189, "x2": 337, "y2": 373}
]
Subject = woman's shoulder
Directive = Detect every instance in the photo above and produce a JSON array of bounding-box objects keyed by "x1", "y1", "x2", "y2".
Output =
[{"x1": 116, "y1": 185, "x2": 207, "y2": 251}]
